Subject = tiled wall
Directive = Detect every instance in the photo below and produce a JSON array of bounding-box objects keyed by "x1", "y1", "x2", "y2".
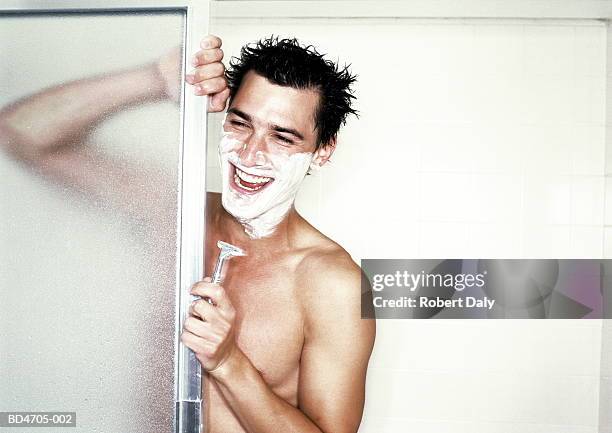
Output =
[
  {"x1": 602, "y1": 320, "x2": 612, "y2": 433},
  {"x1": 600, "y1": 23, "x2": 612, "y2": 433},
  {"x1": 208, "y1": 18, "x2": 606, "y2": 433}
]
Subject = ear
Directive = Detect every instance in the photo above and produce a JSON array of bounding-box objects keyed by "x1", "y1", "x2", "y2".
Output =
[{"x1": 310, "y1": 136, "x2": 337, "y2": 171}]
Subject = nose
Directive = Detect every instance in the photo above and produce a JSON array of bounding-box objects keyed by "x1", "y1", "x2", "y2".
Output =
[{"x1": 238, "y1": 131, "x2": 268, "y2": 167}]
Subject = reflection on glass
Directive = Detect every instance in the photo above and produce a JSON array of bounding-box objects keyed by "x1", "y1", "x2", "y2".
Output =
[{"x1": 0, "y1": 11, "x2": 184, "y2": 433}]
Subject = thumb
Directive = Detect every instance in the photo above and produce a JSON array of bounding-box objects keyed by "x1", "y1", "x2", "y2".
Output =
[{"x1": 207, "y1": 88, "x2": 230, "y2": 113}]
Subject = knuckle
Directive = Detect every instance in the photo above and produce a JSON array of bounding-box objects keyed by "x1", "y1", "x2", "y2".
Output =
[
  {"x1": 212, "y1": 62, "x2": 225, "y2": 76},
  {"x1": 196, "y1": 51, "x2": 207, "y2": 64},
  {"x1": 217, "y1": 78, "x2": 228, "y2": 91},
  {"x1": 202, "y1": 50, "x2": 214, "y2": 63},
  {"x1": 192, "y1": 281, "x2": 205, "y2": 290},
  {"x1": 204, "y1": 48, "x2": 222, "y2": 63},
  {"x1": 193, "y1": 301, "x2": 204, "y2": 314},
  {"x1": 194, "y1": 64, "x2": 223, "y2": 82},
  {"x1": 195, "y1": 68, "x2": 207, "y2": 81},
  {"x1": 202, "y1": 35, "x2": 221, "y2": 49}
]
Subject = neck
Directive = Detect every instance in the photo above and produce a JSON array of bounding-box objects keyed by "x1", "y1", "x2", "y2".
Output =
[{"x1": 212, "y1": 202, "x2": 300, "y2": 255}]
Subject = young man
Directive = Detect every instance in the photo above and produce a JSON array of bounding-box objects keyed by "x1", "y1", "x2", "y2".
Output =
[
  {"x1": 0, "y1": 34, "x2": 375, "y2": 433},
  {"x1": 181, "y1": 36, "x2": 375, "y2": 433}
]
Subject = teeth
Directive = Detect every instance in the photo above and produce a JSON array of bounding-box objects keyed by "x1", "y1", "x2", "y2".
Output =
[
  {"x1": 234, "y1": 172, "x2": 267, "y2": 191},
  {"x1": 235, "y1": 167, "x2": 271, "y2": 184}
]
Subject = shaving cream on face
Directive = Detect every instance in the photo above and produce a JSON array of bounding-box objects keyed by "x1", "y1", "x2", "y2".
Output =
[{"x1": 218, "y1": 127, "x2": 314, "y2": 239}]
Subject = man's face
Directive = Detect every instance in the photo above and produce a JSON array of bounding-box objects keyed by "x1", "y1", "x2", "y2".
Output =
[{"x1": 219, "y1": 71, "x2": 325, "y2": 224}]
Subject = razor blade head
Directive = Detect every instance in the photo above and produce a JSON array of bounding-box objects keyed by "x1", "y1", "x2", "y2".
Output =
[{"x1": 217, "y1": 240, "x2": 246, "y2": 258}]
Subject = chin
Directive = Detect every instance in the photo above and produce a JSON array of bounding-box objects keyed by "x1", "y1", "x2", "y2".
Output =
[{"x1": 221, "y1": 188, "x2": 269, "y2": 221}]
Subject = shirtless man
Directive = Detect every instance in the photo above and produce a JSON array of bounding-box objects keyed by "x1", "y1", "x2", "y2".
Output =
[{"x1": 0, "y1": 34, "x2": 375, "y2": 433}]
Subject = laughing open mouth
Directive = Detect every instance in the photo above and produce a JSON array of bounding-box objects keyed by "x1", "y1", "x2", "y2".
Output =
[{"x1": 230, "y1": 163, "x2": 274, "y2": 194}]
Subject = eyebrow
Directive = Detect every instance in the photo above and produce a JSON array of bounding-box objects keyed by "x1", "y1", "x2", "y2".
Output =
[
  {"x1": 227, "y1": 108, "x2": 252, "y2": 122},
  {"x1": 227, "y1": 108, "x2": 305, "y2": 141},
  {"x1": 271, "y1": 125, "x2": 304, "y2": 141}
]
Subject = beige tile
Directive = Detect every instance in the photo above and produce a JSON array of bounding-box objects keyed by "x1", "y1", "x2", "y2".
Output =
[
  {"x1": 571, "y1": 126, "x2": 605, "y2": 176},
  {"x1": 523, "y1": 175, "x2": 571, "y2": 225},
  {"x1": 370, "y1": 320, "x2": 600, "y2": 377},
  {"x1": 524, "y1": 25, "x2": 575, "y2": 76},
  {"x1": 570, "y1": 176, "x2": 605, "y2": 226},
  {"x1": 569, "y1": 225, "x2": 604, "y2": 258},
  {"x1": 358, "y1": 418, "x2": 596, "y2": 433},
  {"x1": 522, "y1": 224, "x2": 572, "y2": 258},
  {"x1": 364, "y1": 368, "x2": 599, "y2": 425}
]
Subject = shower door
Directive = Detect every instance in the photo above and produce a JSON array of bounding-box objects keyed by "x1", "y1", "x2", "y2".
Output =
[{"x1": 0, "y1": 2, "x2": 208, "y2": 432}]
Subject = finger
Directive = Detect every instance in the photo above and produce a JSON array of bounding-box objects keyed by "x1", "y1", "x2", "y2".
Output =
[
  {"x1": 189, "y1": 302, "x2": 203, "y2": 319},
  {"x1": 193, "y1": 77, "x2": 228, "y2": 97},
  {"x1": 191, "y1": 281, "x2": 230, "y2": 309},
  {"x1": 191, "y1": 297, "x2": 223, "y2": 323},
  {"x1": 192, "y1": 47, "x2": 223, "y2": 66},
  {"x1": 180, "y1": 330, "x2": 207, "y2": 351},
  {"x1": 208, "y1": 87, "x2": 230, "y2": 113},
  {"x1": 192, "y1": 62, "x2": 225, "y2": 82},
  {"x1": 201, "y1": 34, "x2": 222, "y2": 50},
  {"x1": 189, "y1": 302, "x2": 208, "y2": 320},
  {"x1": 183, "y1": 316, "x2": 220, "y2": 342}
]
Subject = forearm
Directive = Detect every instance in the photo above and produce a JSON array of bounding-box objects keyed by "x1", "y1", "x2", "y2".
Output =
[
  {"x1": 0, "y1": 63, "x2": 166, "y2": 160},
  {"x1": 210, "y1": 349, "x2": 324, "y2": 433}
]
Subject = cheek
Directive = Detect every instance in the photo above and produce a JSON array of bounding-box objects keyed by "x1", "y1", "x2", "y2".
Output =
[
  {"x1": 266, "y1": 152, "x2": 292, "y2": 173},
  {"x1": 271, "y1": 152, "x2": 313, "y2": 181},
  {"x1": 219, "y1": 134, "x2": 245, "y2": 154}
]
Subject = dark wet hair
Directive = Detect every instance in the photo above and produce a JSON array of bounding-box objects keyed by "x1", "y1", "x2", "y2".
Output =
[{"x1": 226, "y1": 36, "x2": 358, "y2": 149}]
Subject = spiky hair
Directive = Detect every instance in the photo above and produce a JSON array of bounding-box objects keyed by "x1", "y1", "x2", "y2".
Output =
[{"x1": 226, "y1": 36, "x2": 358, "y2": 149}]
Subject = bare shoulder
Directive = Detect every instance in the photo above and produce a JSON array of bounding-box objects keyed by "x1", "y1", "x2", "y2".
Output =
[
  {"x1": 294, "y1": 226, "x2": 363, "y2": 323},
  {"x1": 298, "y1": 239, "x2": 360, "y2": 294},
  {"x1": 295, "y1": 217, "x2": 359, "y2": 281},
  {"x1": 294, "y1": 226, "x2": 375, "y2": 353}
]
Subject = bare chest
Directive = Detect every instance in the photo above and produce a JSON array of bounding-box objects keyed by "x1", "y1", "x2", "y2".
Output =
[{"x1": 205, "y1": 250, "x2": 305, "y2": 391}]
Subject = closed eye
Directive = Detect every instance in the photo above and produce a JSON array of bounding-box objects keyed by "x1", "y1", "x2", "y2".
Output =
[
  {"x1": 230, "y1": 120, "x2": 249, "y2": 128},
  {"x1": 275, "y1": 134, "x2": 294, "y2": 144}
]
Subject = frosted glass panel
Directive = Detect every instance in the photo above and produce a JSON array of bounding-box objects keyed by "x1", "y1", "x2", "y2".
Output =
[{"x1": 0, "y1": 11, "x2": 185, "y2": 433}]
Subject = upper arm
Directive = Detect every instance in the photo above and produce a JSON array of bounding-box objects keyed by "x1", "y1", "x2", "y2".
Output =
[{"x1": 297, "y1": 254, "x2": 376, "y2": 433}]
